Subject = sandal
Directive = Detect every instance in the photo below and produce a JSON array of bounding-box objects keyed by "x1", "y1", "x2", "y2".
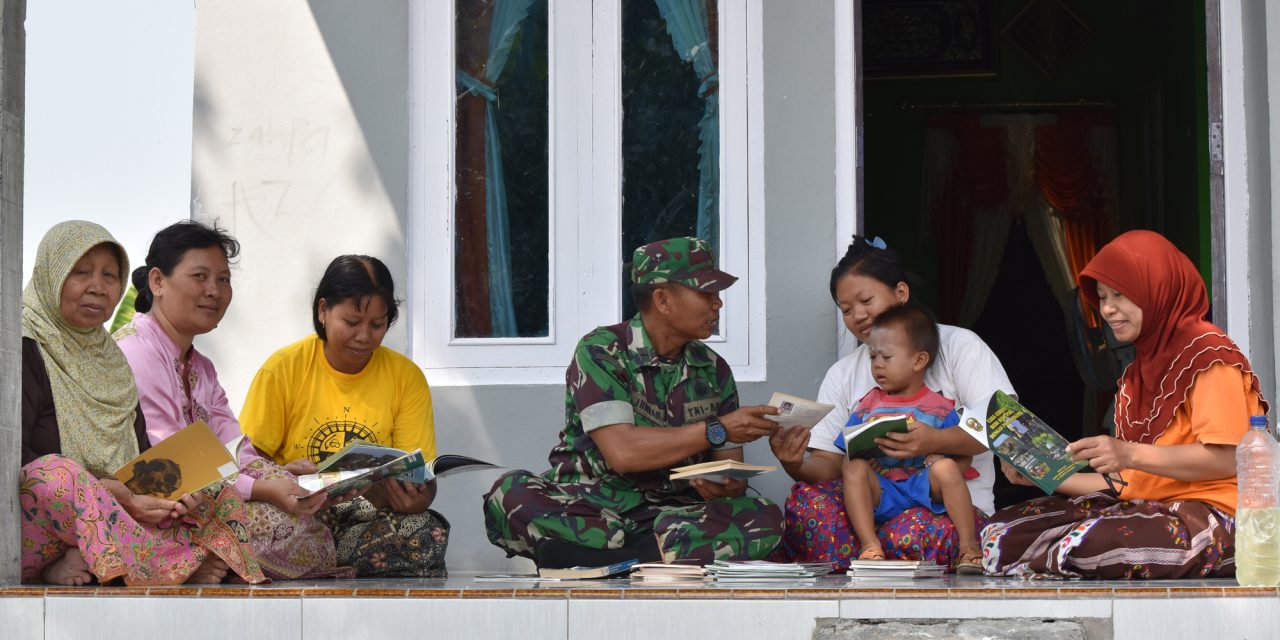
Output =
[
  {"x1": 955, "y1": 549, "x2": 983, "y2": 575},
  {"x1": 857, "y1": 547, "x2": 886, "y2": 561}
]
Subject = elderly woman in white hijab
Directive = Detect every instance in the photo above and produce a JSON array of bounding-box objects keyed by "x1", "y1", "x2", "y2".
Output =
[{"x1": 19, "y1": 220, "x2": 264, "y2": 585}]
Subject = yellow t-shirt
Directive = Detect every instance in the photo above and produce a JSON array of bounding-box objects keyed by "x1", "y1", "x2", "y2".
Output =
[
  {"x1": 240, "y1": 334, "x2": 436, "y2": 465},
  {"x1": 1120, "y1": 363, "x2": 1263, "y2": 515}
]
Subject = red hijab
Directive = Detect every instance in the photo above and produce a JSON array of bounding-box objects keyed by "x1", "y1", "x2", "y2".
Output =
[{"x1": 1079, "y1": 230, "x2": 1266, "y2": 444}]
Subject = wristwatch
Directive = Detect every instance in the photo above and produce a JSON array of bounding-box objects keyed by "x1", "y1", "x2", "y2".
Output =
[{"x1": 705, "y1": 416, "x2": 728, "y2": 447}]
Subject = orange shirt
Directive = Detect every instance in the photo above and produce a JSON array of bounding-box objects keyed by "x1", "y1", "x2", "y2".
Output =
[{"x1": 1119, "y1": 363, "x2": 1263, "y2": 515}]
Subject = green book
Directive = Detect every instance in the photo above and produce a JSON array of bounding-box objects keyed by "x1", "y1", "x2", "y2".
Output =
[
  {"x1": 958, "y1": 390, "x2": 1087, "y2": 494},
  {"x1": 841, "y1": 414, "x2": 912, "y2": 459}
]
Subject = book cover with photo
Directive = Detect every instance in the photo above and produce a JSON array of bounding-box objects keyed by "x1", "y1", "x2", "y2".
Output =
[
  {"x1": 958, "y1": 390, "x2": 1087, "y2": 494},
  {"x1": 111, "y1": 421, "x2": 238, "y2": 500},
  {"x1": 300, "y1": 440, "x2": 497, "y2": 497}
]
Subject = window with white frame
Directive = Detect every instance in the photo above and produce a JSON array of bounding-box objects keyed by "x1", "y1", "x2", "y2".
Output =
[{"x1": 410, "y1": 0, "x2": 764, "y2": 385}]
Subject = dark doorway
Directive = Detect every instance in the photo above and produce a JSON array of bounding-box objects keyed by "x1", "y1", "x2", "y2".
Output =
[
  {"x1": 969, "y1": 222, "x2": 1083, "y2": 508},
  {"x1": 860, "y1": 0, "x2": 1213, "y2": 452}
]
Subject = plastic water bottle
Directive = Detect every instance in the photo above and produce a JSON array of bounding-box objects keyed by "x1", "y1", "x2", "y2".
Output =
[{"x1": 1236, "y1": 415, "x2": 1280, "y2": 586}]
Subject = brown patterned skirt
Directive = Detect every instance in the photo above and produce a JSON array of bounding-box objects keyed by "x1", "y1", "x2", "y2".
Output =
[
  {"x1": 981, "y1": 492, "x2": 1235, "y2": 579},
  {"x1": 318, "y1": 497, "x2": 451, "y2": 578},
  {"x1": 238, "y1": 459, "x2": 356, "y2": 580}
]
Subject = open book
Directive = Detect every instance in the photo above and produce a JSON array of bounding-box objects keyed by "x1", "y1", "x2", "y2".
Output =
[
  {"x1": 765, "y1": 392, "x2": 835, "y2": 429},
  {"x1": 669, "y1": 459, "x2": 776, "y2": 483},
  {"x1": 298, "y1": 440, "x2": 496, "y2": 498},
  {"x1": 841, "y1": 414, "x2": 912, "y2": 459},
  {"x1": 958, "y1": 390, "x2": 1087, "y2": 493},
  {"x1": 111, "y1": 421, "x2": 238, "y2": 500}
]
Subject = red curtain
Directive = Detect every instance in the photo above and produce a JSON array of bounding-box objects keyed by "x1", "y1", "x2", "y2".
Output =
[
  {"x1": 928, "y1": 111, "x2": 1114, "y2": 327},
  {"x1": 455, "y1": 3, "x2": 496, "y2": 337},
  {"x1": 1034, "y1": 111, "x2": 1115, "y2": 324}
]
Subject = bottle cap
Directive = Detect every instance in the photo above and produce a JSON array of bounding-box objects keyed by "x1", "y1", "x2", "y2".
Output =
[{"x1": 1250, "y1": 415, "x2": 1268, "y2": 429}]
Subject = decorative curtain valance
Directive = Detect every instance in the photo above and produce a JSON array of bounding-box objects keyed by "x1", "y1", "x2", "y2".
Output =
[{"x1": 923, "y1": 110, "x2": 1118, "y2": 327}]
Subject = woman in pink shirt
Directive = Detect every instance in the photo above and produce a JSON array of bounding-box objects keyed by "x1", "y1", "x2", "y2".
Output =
[{"x1": 116, "y1": 221, "x2": 352, "y2": 580}]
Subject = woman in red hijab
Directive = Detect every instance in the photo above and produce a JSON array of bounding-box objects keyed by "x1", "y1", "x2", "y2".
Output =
[{"x1": 982, "y1": 230, "x2": 1268, "y2": 579}]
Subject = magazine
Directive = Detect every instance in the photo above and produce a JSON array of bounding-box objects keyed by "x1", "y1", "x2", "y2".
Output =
[
  {"x1": 111, "y1": 421, "x2": 238, "y2": 500},
  {"x1": 297, "y1": 449, "x2": 427, "y2": 498},
  {"x1": 299, "y1": 441, "x2": 497, "y2": 498},
  {"x1": 313, "y1": 440, "x2": 496, "y2": 483},
  {"x1": 765, "y1": 392, "x2": 835, "y2": 429},
  {"x1": 958, "y1": 390, "x2": 1087, "y2": 494}
]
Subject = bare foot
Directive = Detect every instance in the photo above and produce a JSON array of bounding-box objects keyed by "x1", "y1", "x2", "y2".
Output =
[
  {"x1": 857, "y1": 547, "x2": 886, "y2": 561},
  {"x1": 186, "y1": 556, "x2": 230, "y2": 584},
  {"x1": 42, "y1": 548, "x2": 93, "y2": 586}
]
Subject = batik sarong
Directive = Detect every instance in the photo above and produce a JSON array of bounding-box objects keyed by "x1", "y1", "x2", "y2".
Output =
[
  {"x1": 238, "y1": 459, "x2": 355, "y2": 579},
  {"x1": 19, "y1": 455, "x2": 265, "y2": 585},
  {"x1": 981, "y1": 492, "x2": 1235, "y2": 579},
  {"x1": 317, "y1": 497, "x2": 450, "y2": 578},
  {"x1": 773, "y1": 479, "x2": 988, "y2": 572}
]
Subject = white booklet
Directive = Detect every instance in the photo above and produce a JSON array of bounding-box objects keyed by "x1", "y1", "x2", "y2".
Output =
[{"x1": 765, "y1": 392, "x2": 835, "y2": 429}]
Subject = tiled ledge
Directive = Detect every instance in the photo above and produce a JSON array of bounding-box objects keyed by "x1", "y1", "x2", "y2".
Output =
[{"x1": 3, "y1": 575, "x2": 1276, "y2": 600}]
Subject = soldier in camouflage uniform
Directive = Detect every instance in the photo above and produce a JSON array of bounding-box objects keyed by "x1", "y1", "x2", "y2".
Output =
[{"x1": 484, "y1": 237, "x2": 785, "y2": 568}]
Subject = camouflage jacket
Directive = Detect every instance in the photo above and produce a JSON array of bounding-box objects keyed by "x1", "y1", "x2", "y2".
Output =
[{"x1": 545, "y1": 315, "x2": 740, "y2": 507}]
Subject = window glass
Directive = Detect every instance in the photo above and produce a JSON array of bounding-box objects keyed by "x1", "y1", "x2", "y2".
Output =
[
  {"x1": 620, "y1": 0, "x2": 720, "y2": 320},
  {"x1": 455, "y1": 0, "x2": 550, "y2": 337}
]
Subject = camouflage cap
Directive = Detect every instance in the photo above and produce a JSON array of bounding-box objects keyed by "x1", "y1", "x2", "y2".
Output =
[{"x1": 630, "y1": 237, "x2": 738, "y2": 292}]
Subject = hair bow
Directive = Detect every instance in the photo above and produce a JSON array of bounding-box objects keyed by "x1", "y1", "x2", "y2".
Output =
[{"x1": 866, "y1": 236, "x2": 887, "y2": 250}]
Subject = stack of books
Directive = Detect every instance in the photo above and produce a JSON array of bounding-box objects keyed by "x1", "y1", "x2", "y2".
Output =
[
  {"x1": 629, "y1": 562, "x2": 708, "y2": 583},
  {"x1": 846, "y1": 559, "x2": 946, "y2": 580},
  {"x1": 705, "y1": 560, "x2": 827, "y2": 583}
]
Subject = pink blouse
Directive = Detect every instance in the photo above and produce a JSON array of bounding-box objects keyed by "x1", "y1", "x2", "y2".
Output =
[{"x1": 116, "y1": 312, "x2": 259, "y2": 498}]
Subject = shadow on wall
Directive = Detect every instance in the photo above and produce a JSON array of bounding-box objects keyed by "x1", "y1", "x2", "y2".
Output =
[
  {"x1": 306, "y1": 0, "x2": 410, "y2": 232},
  {"x1": 193, "y1": 1, "x2": 408, "y2": 244},
  {"x1": 191, "y1": 0, "x2": 411, "y2": 393}
]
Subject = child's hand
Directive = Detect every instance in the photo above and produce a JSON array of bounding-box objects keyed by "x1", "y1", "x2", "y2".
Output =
[{"x1": 923, "y1": 454, "x2": 945, "y2": 467}]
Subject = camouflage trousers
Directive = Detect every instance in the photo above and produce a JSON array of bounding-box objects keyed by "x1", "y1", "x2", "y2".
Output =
[{"x1": 483, "y1": 470, "x2": 783, "y2": 564}]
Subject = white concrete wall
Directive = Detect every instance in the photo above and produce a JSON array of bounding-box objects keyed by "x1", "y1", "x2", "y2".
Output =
[
  {"x1": 1220, "y1": 0, "x2": 1276, "y2": 408},
  {"x1": 192, "y1": 0, "x2": 411, "y2": 391},
  {"x1": 192, "y1": 0, "x2": 838, "y2": 572}
]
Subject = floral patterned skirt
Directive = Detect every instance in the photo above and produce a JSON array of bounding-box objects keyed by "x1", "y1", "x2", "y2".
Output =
[
  {"x1": 19, "y1": 455, "x2": 265, "y2": 586},
  {"x1": 773, "y1": 479, "x2": 988, "y2": 572},
  {"x1": 238, "y1": 459, "x2": 355, "y2": 580},
  {"x1": 318, "y1": 497, "x2": 450, "y2": 578},
  {"x1": 981, "y1": 492, "x2": 1235, "y2": 579}
]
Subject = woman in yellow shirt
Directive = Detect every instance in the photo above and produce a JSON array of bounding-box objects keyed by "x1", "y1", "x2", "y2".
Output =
[
  {"x1": 982, "y1": 230, "x2": 1267, "y2": 579},
  {"x1": 240, "y1": 255, "x2": 447, "y2": 577}
]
